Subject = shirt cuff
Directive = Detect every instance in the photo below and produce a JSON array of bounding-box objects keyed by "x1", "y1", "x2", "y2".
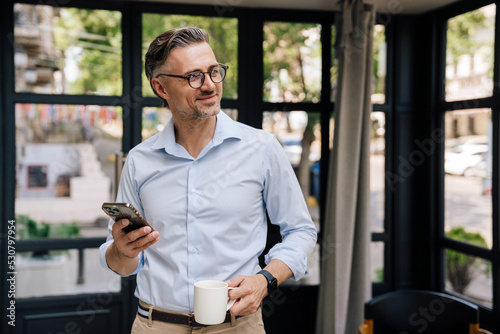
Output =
[
  {"x1": 264, "y1": 245, "x2": 308, "y2": 281},
  {"x1": 99, "y1": 239, "x2": 143, "y2": 277}
]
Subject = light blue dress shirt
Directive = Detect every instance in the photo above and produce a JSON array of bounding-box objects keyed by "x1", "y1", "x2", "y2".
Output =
[{"x1": 99, "y1": 111, "x2": 318, "y2": 313}]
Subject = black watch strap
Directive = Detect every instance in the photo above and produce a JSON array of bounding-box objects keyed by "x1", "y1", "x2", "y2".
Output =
[{"x1": 258, "y1": 269, "x2": 278, "y2": 297}]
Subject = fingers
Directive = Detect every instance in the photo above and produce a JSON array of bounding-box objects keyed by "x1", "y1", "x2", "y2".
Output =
[
  {"x1": 112, "y1": 219, "x2": 150, "y2": 240},
  {"x1": 230, "y1": 291, "x2": 262, "y2": 316},
  {"x1": 226, "y1": 275, "x2": 268, "y2": 316},
  {"x1": 112, "y1": 219, "x2": 159, "y2": 258},
  {"x1": 112, "y1": 219, "x2": 135, "y2": 235},
  {"x1": 131, "y1": 229, "x2": 160, "y2": 252}
]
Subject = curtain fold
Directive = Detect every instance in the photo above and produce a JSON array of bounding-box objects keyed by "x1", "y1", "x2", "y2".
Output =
[{"x1": 315, "y1": 1, "x2": 375, "y2": 333}]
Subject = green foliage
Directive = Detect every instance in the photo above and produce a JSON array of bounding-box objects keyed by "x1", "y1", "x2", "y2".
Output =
[
  {"x1": 17, "y1": 215, "x2": 81, "y2": 240},
  {"x1": 49, "y1": 222, "x2": 82, "y2": 238},
  {"x1": 54, "y1": 8, "x2": 122, "y2": 95},
  {"x1": 374, "y1": 268, "x2": 384, "y2": 283},
  {"x1": 372, "y1": 25, "x2": 386, "y2": 97},
  {"x1": 263, "y1": 22, "x2": 321, "y2": 103},
  {"x1": 142, "y1": 14, "x2": 238, "y2": 100},
  {"x1": 16, "y1": 215, "x2": 81, "y2": 258},
  {"x1": 446, "y1": 227, "x2": 488, "y2": 294},
  {"x1": 447, "y1": 8, "x2": 489, "y2": 67}
]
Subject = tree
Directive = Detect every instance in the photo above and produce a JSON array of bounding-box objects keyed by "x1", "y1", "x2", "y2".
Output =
[
  {"x1": 55, "y1": 8, "x2": 123, "y2": 95},
  {"x1": 263, "y1": 22, "x2": 321, "y2": 103},
  {"x1": 263, "y1": 22, "x2": 322, "y2": 197},
  {"x1": 447, "y1": 8, "x2": 489, "y2": 72}
]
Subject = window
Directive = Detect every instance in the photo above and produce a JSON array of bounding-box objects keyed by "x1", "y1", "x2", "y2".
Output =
[
  {"x1": 444, "y1": 108, "x2": 493, "y2": 307},
  {"x1": 15, "y1": 103, "x2": 122, "y2": 297},
  {"x1": 262, "y1": 110, "x2": 321, "y2": 285},
  {"x1": 263, "y1": 22, "x2": 322, "y2": 103},
  {"x1": 370, "y1": 112, "x2": 387, "y2": 285},
  {"x1": 5, "y1": 0, "x2": 391, "y2": 313},
  {"x1": 441, "y1": 4, "x2": 497, "y2": 313},
  {"x1": 445, "y1": 5, "x2": 495, "y2": 102},
  {"x1": 371, "y1": 24, "x2": 389, "y2": 290},
  {"x1": 14, "y1": 4, "x2": 122, "y2": 95},
  {"x1": 371, "y1": 111, "x2": 386, "y2": 234},
  {"x1": 372, "y1": 25, "x2": 386, "y2": 104},
  {"x1": 12, "y1": 2, "x2": 124, "y2": 299}
]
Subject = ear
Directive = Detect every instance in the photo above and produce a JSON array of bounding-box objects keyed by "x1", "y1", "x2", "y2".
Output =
[{"x1": 151, "y1": 78, "x2": 171, "y2": 101}]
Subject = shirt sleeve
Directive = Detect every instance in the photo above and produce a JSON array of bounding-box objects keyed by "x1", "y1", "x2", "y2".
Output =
[
  {"x1": 262, "y1": 136, "x2": 318, "y2": 281},
  {"x1": 99, "y1": 153, "x2": 145, "y2": 277}
]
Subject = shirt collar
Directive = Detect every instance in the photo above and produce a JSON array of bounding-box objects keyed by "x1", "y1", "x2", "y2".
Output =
[{"x1": 150, "y1": 111, "x2": 242, "y2": 155}]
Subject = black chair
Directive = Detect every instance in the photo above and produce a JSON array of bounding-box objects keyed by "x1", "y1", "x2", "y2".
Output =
[{"x1": 358, "y1": 290, "x2": 492, "y2": 334}]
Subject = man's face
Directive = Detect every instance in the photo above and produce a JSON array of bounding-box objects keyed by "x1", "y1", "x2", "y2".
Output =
[{"x1": 155, "y1": 42, "x2": 223, "y2": 120}]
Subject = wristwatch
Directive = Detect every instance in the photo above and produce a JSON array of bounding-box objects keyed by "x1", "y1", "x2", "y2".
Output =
[{"x1": 258, "y1": 269, "x2": 278, "y2": 298}]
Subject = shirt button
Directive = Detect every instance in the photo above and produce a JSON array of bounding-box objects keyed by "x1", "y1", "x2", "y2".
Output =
[
  {"x1": 190, "y1": 216, "x2": 195, "y2": 222},
  {"x1": 194, "y1": 160, "x2": 198, "y2": 165},
  {"x1": 191, "y1": 188, "x2": 196, "y2": 193},
  {"x1": 191, "y1": 248, "x2": 197, "y2": 253}
]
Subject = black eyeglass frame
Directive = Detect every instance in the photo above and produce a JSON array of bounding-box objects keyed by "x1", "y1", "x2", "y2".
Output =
[{"x1": 155, "y1": 63, "x2": 228, "y2": 89}]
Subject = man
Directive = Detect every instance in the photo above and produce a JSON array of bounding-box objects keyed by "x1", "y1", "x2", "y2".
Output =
[{"x1": 99, "y1": 26, "x2": 317, "y2": 333}]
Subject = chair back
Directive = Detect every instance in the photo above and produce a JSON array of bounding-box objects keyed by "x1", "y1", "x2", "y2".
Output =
[{"x1": 365, "y1": 290, "x2": 479, "y2": 334}]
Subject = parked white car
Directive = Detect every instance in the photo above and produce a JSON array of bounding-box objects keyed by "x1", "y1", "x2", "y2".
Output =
[{"x1": 444, "y1": 144, "x2": 489, "y2": 176}]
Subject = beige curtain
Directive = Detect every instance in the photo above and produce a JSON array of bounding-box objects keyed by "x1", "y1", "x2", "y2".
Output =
[{"x1": 315, "y1": 1, "x2": 375, "y2": 333}]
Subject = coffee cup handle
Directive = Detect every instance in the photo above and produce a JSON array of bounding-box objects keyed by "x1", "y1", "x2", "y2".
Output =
[{"x1": 227, "y1": 287, "x2": 236, "y2": 311}]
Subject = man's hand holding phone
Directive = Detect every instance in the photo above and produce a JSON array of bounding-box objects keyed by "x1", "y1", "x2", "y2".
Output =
[
  {"x1": 113, "y1": 218, "x2": 160, "y2": 258},
  {"x1": 102, "y1": 202, "x2": 159, "y2": 274},
  {"x1": 106, "y1": 218, "x2": 160, "y2": 276}
]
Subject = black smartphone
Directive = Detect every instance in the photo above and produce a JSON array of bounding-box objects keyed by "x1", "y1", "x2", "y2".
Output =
[{"x1": 101, "y1": 202, "x2": 154, "y2": 233}]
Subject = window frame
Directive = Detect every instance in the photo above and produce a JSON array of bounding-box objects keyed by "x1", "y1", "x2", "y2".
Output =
[
  {"x1": 435, "y1": 0, "x2": 500, "y2": 325},
  {"x1": 1, "y1": 0, "x2": 394, "y2": 321},
  {"x1": 372, "y1": 15, "x2": 394, "y2": 295}
]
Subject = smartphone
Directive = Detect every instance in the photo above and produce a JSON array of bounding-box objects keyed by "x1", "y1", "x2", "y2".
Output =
[{"x1": 102, "y1": 202, "x2": 154, "y2": 233}]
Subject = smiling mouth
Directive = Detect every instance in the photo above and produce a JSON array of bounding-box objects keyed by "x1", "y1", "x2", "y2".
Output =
[{"x1": 197, "y1": 94, "x2": 217, "y2": 102}]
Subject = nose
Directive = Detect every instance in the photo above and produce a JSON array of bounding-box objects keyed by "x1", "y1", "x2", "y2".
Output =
[{"x1": 199, "y1": 72, "x2": 216, "y2": 91}]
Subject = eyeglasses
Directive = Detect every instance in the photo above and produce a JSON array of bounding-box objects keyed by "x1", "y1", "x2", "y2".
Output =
[{"x1": 155, "y1": 63, "x2": 228, "y2": 89}]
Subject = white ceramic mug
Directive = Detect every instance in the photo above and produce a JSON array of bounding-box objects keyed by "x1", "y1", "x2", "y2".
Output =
[{"x1": 193, "y1": 280, "x2": 235, "y2": 325}]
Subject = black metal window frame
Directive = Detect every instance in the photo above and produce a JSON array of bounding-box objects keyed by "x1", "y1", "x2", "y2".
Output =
[
  {"x1": 435, "y1": 0, "x2": 500, "y2": 326},
  {"x1": 1, "y1": 0, "x2": 393, "y2": 323}
]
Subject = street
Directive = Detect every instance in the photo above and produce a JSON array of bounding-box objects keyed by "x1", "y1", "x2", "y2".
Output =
[{"x1": 445, "y1": 174, "x2": 492, "y2": 248}]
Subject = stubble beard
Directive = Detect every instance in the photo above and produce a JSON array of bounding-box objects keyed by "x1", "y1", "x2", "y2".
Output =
[
  {"x1": 192, "y1": 100, "x2": 220, "y2": 120},
  {"x1": 177, "y1": 91, "x2": 220, "y2": 121}
]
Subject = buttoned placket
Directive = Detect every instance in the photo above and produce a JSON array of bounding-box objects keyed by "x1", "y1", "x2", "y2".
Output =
[{"x1": 186, "y1": 158, "x2": 202, "y2": 311}]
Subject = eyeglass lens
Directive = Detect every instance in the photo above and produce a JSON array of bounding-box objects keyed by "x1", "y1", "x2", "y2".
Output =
[{"x1": 189, "y1": 66, "x2": 226, "y2": 88}]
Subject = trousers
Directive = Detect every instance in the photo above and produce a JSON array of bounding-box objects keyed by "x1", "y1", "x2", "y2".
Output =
[{"x1": 131, "y1": 301, "x2": 266, "y2": 334}]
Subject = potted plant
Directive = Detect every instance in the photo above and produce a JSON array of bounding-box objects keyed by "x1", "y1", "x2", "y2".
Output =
[
  {"x1": 16, "y1": 215, "x2": 81, "y2": 298},
  {"x1": 446, "y1": 227, "x2": 489, "y2": 294}
]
